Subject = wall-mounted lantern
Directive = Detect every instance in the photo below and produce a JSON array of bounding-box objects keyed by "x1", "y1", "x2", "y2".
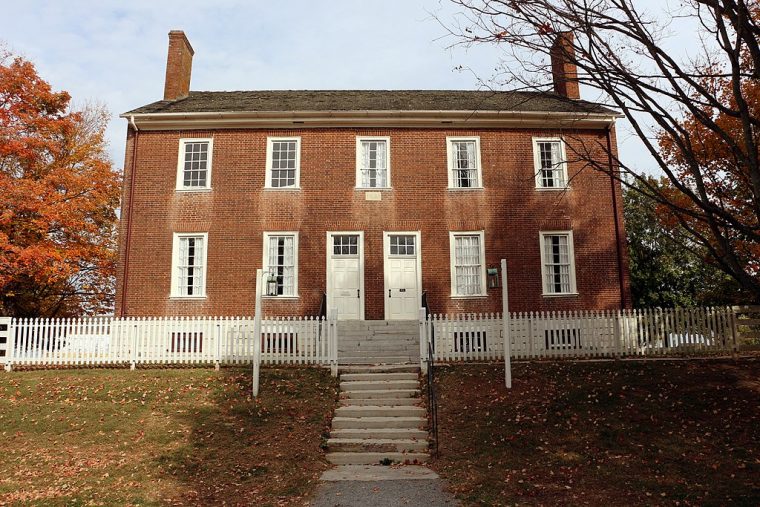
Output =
[{"x1": 487, "y1": 266, "x2": 500, "y2": 289}]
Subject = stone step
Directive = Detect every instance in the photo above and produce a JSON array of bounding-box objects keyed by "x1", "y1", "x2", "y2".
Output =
[
  {"x1": 326, "y1": 452, "x2": 429, "y2": 465},
  {"x1": 340, "y1": 397, "x2": 421, "y2": 406},
  {"x1": 327, "y1": 438, "x2": 429, "y2": 453},
  {"x1": 332, "y1": 416, "x2": 427, "y2": 430},
  {"x1": 341, "y1": 379, "x2": 419, "y2": 391},
  {"x1": 335, "y1": 406, "x2": 426, "y2": 418},
  {"x1": 341, "y1": 372, "x2": 418, "y2": 382},
  {"x1": 342, "y1": 389, "x2": 420, "y2": 399},
  {"x1": 330, "y1": 428, "x2": 429, "y2": 440},
  {"x1": 338, "y1": 356, "x2": 418, "y2": 364},
  {"x1": 338, "y1": 364, "x2": 420, "y2": 374}
]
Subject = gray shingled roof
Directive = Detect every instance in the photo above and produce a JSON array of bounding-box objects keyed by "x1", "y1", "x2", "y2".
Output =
[{"x1": 124, "y1": 90, "x2": 616, "y2": 115}]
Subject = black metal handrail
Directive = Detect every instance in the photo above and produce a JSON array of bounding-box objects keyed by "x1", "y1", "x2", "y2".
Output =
[
  {"x1": 422, "y1": 290, "x2": 439, "y2": 457},
  {"x1": 427, "y1": 340, "x2": 439, "y2": 458}
]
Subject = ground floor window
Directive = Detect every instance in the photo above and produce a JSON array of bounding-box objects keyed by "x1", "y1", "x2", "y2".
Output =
[
  {"x1": 540, "y1": 231, "x2": 577, "y2": 295},
  {"x1": 263, "y1": 232, "x2": 298, "y2": 297},
  {"x1": 171, "y1": 233, "x2": 207, "y2": 298},
  {"x1": 449, "y1": 231, "x2": 486, "y2": 297}
]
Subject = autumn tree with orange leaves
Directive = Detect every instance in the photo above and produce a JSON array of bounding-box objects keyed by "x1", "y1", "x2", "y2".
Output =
[
  {"x1": 444, "y1": 0, "x2": 760, "y2": 301},
  {"x1": 0, "y1": 51, "x2": 120, "y2": 317}
]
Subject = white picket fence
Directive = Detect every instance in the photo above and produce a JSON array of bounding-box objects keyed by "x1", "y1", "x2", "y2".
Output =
[
  {"x1": 420, "y1": 307, "x2": 739, "y2": 363},
  {"x1": 0, "y1": 315, "x2": 337, "y2": 370}
]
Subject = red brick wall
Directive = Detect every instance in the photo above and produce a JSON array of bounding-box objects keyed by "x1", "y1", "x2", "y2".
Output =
[{"x1": 115, "y1": 126, "x2": 631, "y2": 318}]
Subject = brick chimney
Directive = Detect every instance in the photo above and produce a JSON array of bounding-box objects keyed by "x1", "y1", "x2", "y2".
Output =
[
  {"x1": 550, "y1": 32, "x2": 580, "y2": 99},
  {"x1": 163, "y1": 30, "x2": 194, "y2": 101}
]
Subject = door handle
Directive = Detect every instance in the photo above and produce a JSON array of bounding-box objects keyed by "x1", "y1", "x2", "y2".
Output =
[
  {"x1": 388, "y1": 289, "x2": 391, "y2": 298},
  {"x1": 357, "y1": 289, "x2": 360, "y2": 299}
]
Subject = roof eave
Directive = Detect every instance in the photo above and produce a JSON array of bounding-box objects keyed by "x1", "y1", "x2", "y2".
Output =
[{"x1": 120, "y1": 109, "x2": 621, "y2": 130}]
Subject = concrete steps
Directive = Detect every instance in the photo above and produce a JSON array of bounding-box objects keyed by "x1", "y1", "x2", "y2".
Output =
[
  {"x1": 325, "y1": 363, "x2": 430, "y2": 466},
  {"x1": 339, "y1": 397, "x2": 420, "y2": 406}
]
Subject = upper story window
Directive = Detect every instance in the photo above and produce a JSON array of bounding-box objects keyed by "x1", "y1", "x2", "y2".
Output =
[
  {"x1": 171, "y1": 233, "x2": 208, "y2": 298},
  {"x1": 447, "y1": 137, "x2": 482, "y2": 189},
  {"x1": 356, "y1": 137, "x2": 390, "y2": 188},
  {"x1": 263, "y1": 232, "x2": 299, "y2": 297},
  {"x1": 176, "y1": 139, "x2": 213, "y2": 190},
  {"x1": 540, "y1": 231, "x2": 577, "y2": 295},
  {"x1": 449, "y1": 231, "x2": 487, "y2": 297},
  {"x1": 266, "y1": 137, "x2": 301, "y2": 189},
  {"x1": 533, "y1": 138, "x2": 568, "y2": 189}
]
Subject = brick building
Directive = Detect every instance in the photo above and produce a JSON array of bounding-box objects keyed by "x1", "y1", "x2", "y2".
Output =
[{"x1": 115, "y1": 31, "x2": 630, "y2": 320}]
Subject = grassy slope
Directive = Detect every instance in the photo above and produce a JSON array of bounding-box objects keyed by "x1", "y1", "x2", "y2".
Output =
[
  {"x1": 431, "y1": 359, "x2": 760, "y2": 506},
  {"x1": 0, "y1": 367, "x2": 338, "y2": 506}
]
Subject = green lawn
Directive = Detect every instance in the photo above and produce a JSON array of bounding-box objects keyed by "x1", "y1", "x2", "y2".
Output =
[
  {"x1": 0, "y1": 367, "x2": 338, "y2": 506},
  {"x1": 431, "y1": 359, "x2": 760, "y2": 506}
]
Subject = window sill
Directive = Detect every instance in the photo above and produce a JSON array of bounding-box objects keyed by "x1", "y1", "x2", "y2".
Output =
[
  {"x1": 263, "y1": 187, "x2": 301, "y2": 191},
  {"x1": 262, "y1": 295, "x2": 300, "y2": 300},
  {"x1": 541, "y1": 292, "x2": 579, "y2": 298},
  {"x1": 169, "y1": 296, "x2": 208, "y2": 300},
  {"x1": 447, "y1": 187, "x2": 484, "y2": 191},
  {"x1": 450, "y1": 294, "x2": 488, "y2": 299},
  {"x1": 535, "y1": 186, "x2": 570, "y2": 192},
  {"x1": 175, "y1": 188, "x2": 212, "y2": 193},
  {"x1": 355, "y1": 187, "x2": 393, "y2": 191}
]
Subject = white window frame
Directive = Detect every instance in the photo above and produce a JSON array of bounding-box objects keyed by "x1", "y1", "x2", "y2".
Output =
[
  {"x1": 170, "y1": 232, "x2": 208, "y2": 299},
  {"x1": 540, "y1": 230, "x2": 578, "y2": 296},
  {"x1": 355, "y1": 136, "x2": 391, "y2": 189},
  {"x1": 176, "y1": 138, "x2": 214, "y2": 191},
  {"x1": 446, "y1": 136, "x2": 483, "y2": 190},
  {"x1": 262, "y1": 232, "x2": 299, "y2": 298},
  {"x1": 265, "y1": 137, "x2": 301, "y2": 189},
  {"x1": 533, "y1": 137, "x2": 569, "y2": 190},
  {"x1": 449, "y1": 231, "x2": 487, "y2": 297}
]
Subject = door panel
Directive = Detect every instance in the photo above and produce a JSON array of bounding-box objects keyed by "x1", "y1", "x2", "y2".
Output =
[
  {"x1": 328, "y1": 234, "x2": 363, "y2": 320},
  {"x1": 385, "y1": 234, "x2": 420, "y2": 320}
]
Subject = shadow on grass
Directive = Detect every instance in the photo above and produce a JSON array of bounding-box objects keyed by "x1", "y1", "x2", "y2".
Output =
[
  {"x1": 154, "y1": 366, "x2": 338, "y2": 506},
  {"x1": 431, "y1": 359, "x2": 760, "y2": 506}
]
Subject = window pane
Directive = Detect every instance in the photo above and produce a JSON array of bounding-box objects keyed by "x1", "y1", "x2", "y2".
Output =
[
  {"x1": 543, "y1": 234, "x2": 572, "y2": 293},
  {"x1": 268, "y1": 235, "x2": 296, "y2": 295},
  {"x1": 270, "y1": 140, "x2": 297, "y2": 187},
  {"x1": 182, "y1": 142, "x2": 209, "y2": 188},
  {"x1": 538, "y1": 141, "x2": 565, "y2": 188},
  {"x1": 454, "y1": 235, "x2": 482, "y2": 295},
  {"x1": 177, "y1": 236, "x2": 205, "y2": 296},
  {"x1": 390, "y1": 235, "x2": 415, "y2": 256},
  {"x1": 359, "y1": 140, "x2": 387, "y2": 188},
  {"x1": 332, "y1": 235, "x2": 358, "y2": 256},
  {"x1": 451, "y1": 141, "x2": 478, "y2": 188}
]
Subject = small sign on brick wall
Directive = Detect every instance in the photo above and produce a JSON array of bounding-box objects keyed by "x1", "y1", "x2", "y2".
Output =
[{"x1": 365, "y1": 192, "x2": 382, "y2": 201}]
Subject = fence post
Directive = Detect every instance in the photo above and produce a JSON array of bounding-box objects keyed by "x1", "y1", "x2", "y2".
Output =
[
  {"x1": 252, "y1": 269, "x2": 263, "y2": 397},
  {"x1": 214, "y1": 317, "x2": 221, "y2": 370},
  {"x1": 329, "y1": 308, "x2": 338, "y2": 377},
  {"x1": 129, "y1": 318, "x2": 137, "y2": 370},
  {"x1": 501, "y1": 259, "x2": 512, "y2": 389},
  {"x1": 419, "y1": 307, "x2": 428, "y2": 374},
  {"x1": 2, "y1": 317, "x2": 14, "y2": 372},
  {"x1": 729, "y1": 306, "x2": 740, "y2": 359}
]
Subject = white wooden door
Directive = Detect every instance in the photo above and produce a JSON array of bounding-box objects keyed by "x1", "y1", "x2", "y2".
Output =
[
  {"x1": 327, "y1": 233, "x2": 364, "y2": 320},
  {"x1": 384, "y1": 233, "x2": 421, "y2": 320}
]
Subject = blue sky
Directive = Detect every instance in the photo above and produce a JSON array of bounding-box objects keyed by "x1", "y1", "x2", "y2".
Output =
[{"x1": 2, "y1": 0, "x2": 676, "y2": 173}]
